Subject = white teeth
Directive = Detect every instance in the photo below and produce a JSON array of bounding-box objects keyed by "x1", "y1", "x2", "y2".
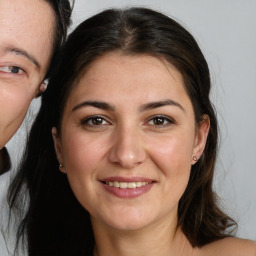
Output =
[
  {"x1": 136, "y1": 181, "x2": 142, "y2": 187},
  {"x1": 105, "y1": 181, "x2": 149, "y2": 188},
  {"x1": 128, "y1": 182, "x2": 136, "y2": 188},
  {"x1": 120, "y1": 182, "x2": 127, "y2": 188},
  {"x1": 114, "y1": 181, "x2": 119, "y2": 188}
]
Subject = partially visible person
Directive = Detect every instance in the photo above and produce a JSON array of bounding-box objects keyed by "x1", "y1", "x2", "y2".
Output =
[
  {"x1": 0, "y1": 0, "x2": 73, "y2": 175},
  {"x1": 0, "y1": 0, "x2": 73, "y2": 255},
  {"x1": 8, "y1": 7, "x2": 256, "y2": 256}
]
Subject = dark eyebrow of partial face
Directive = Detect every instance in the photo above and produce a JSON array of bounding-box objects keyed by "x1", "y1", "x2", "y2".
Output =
[
  {"x1": 72, "y1": 101, "x2": 115, "y2": 112},
  {"x1": 5, "y1": 46, "x2": 40, "y2": 69},
  {"x1": 140, "y1": 99, "x2": 185, "y2": 112}
]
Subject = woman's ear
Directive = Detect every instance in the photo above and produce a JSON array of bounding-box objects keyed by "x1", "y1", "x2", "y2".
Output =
[
  {"x1": 52, "y1": 127, "x2": 66, "y2": 173},
  {"x1": 192, "y1": 114, "x2": 210, "y2": 164}
]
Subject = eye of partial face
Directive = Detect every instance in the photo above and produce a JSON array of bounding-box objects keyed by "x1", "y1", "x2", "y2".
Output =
[{"x1": 0, "y1": 66, "x2": 24, "y2": 74}]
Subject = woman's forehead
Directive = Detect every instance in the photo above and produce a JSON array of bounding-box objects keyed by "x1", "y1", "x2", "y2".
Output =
[{"x1": 64, "y1": 53, "x2": 193, "y2": 114}]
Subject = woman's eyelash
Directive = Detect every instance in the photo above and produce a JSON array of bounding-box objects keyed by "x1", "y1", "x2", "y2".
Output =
[
  {"x1": 147, "y1": 115, "x2": 175, "y2": 126},
  {"x1": 81, "y1": 115, "x2": 110, "y2": 126},
  {"x1": 79, "y1": 114, "x2": 175, "y2": 129}
]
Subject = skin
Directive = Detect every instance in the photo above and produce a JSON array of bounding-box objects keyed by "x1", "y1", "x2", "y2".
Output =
[
  {"x1": 0, "y1": 0, "x2": 55, "y2": 148},
  {"x1": 53, "y1": 53, "x2": 256, "y2": 256}
]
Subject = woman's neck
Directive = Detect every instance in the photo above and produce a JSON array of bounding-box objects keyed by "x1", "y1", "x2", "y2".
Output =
[{"x1": 91, "y1": 215, "x2": 199, "y2": 256}]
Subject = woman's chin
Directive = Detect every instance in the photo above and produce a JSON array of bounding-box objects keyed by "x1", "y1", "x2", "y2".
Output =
[{"x1": 92, "y1": 210, "x2": 155, "y2": 232}]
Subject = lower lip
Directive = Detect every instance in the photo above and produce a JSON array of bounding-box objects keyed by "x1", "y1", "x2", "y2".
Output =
[{"x1": 101, "y1": 182, "x2": 155, "y2": 198}]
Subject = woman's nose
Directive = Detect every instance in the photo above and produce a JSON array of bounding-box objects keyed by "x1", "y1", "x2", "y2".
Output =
[{"x1": 108, "y1": 127, "x2": 146, "y2": 169}]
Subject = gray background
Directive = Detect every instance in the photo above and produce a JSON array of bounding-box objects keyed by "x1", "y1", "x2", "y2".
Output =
[{"x1": 7, "y1": 0, "x2": 256, "y2": 240}]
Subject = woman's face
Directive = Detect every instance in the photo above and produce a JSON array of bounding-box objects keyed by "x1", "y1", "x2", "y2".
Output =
[{"x1": 53, "y1": 53, "x2": 209, "y2": 232}]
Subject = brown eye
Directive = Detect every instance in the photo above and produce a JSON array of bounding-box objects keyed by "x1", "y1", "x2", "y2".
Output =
[
  {"x1": 91, "y1": 117, "x2": 104, "y2": 125},
  {"x1": 147, "y1": 115, "x2": 175, "y2": 127},
  {"x1": 81, "y1": 115, "x2": 109, "y2": 128},
  {"x1": 153, "y1": 117, "x2": 165, "y2": 125}
]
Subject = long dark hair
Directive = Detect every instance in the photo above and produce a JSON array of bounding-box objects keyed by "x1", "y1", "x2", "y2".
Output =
[{"x1": 8, "y1": 7, "x2": 236, "y2": 255}]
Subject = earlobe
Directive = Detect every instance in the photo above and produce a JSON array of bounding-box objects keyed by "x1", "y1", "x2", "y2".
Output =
[
  {"x1": 192, "y1": 115, "x2": 210, "y2": 165},
  {"x1": 52, "y1": 127, "x2": 66, "y2": 173},
  {"x1": 35, "y1": 80, "x2": 48, "y2": 98}
]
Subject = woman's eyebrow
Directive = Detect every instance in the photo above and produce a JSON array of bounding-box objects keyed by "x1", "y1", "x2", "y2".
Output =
[
  {"x1": 3, "y1": 45, "x2": 40, "y2": 69},
  {"x1": 72, "y1": 101, "x2": 115, "y2": 112},
  {"x1": 72, "y1": 100, "x2": 184, "y2": 112},
  {"x1": 139, "y1": 99, "x2": 185, "y2": 112}
]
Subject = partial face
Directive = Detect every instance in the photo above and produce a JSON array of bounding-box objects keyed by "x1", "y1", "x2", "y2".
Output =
[
  {"x1": 0, "y1": 0, "x2": 55, "y2": 148},
  {"x1": 53, "y1": 53, "x2": 209, "y2": 232}
]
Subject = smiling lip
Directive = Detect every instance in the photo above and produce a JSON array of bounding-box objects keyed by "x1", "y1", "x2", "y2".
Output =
[{"x1": 100, "y1": 177, "x2": 155, "y2": 198}]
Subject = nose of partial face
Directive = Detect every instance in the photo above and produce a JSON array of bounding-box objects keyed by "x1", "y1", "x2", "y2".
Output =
[{"x1": 108, "y1": 128, "x2": 146, "y2": 169}]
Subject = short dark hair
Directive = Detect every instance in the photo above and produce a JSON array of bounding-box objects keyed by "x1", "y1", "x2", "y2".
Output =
[
  {"x1": 43, "y1": 0, "x2": 74, "y2": 78},
  {"x1": 8, "y1": 7, "x2": 236, "y2": 255}
]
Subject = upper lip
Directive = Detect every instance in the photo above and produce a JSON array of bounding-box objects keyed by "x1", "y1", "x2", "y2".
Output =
[{"x1": 100, "y1": 176, "x2": 155, "y2": 183}]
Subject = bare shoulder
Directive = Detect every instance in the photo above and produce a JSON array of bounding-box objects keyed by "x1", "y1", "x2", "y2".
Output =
[{"x1": 200, "y1": 237, "x2": 256, "y2": 256}]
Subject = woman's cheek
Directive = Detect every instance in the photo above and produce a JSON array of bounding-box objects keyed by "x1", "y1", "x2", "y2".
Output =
[{"x1": 62, "y1": 131, "x2": 106, "y2": 175}]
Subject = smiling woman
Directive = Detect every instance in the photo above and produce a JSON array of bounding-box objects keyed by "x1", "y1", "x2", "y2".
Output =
[
  {"x1": 52, "y1": 53, "x2": 208, "y2": 234},
  {"x1": 8, "y1": 7, "x2": 256, "y2": 256}
]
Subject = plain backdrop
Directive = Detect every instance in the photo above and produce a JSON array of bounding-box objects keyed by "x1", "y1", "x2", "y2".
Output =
[{"x1": 7, "y1": 0, "x2": 256, "y2": 240}]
